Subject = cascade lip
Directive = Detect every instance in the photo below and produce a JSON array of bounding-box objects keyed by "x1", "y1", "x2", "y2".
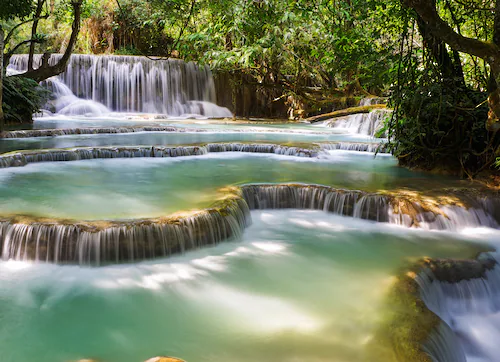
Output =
[
  {"x1": 0, "y1": 183, "x2": 498, "y2": 266},
  {"x1": 0, "y1": 143, "x2": 321, "y2": 169},
  {"x1": 0, "y1": 141, "x2": 389, "y2": 168},
  {"x1": 0, "y1": 124, "x2": 387, "y2": 139},
  {"x1": 0, "y1": 182, "x2": 497, "y2": 231}
]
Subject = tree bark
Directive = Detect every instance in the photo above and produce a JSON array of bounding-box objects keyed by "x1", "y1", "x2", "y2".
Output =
[
  {"x1": 403, "y1": 0, "x2": 500, "y2": 131},
  {"x1": 403, "y1": 0, "x2": 500, "y2": 64},
  {"x1": 306, "y1": 104, "x2": 387, "y2": 123},
  {"x1": 27, "y1": 0, "x2": 46, "y2": 71},
  {"x1": 15, "y1": 0, "x2": 82, "y2": 83}
]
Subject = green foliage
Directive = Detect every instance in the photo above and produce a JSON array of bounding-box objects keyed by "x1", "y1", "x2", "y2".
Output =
[
  {"x1": 2, "y1": 77, "x2": 49, "y2": 124},
  {"x1": 0, "y1": 0, "x2": 34, "y2": 20},
  {"x1": 386, "y1": 7, "x2": 499, "y2": 177}
]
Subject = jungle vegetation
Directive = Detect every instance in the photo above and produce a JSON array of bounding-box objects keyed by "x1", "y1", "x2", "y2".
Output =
[{"x1": 0, "y1": 0, "x2": 499, "y2": 176}]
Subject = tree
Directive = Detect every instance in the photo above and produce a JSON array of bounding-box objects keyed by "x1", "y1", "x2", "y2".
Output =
[
  {"x1": 386, "y1": 0, "x2": 500, "y2": 177},
  {"x1": 0, "y1": 0, "x2": 37, "y2": 128},
  {"x1": 7, "y1": 0, "x2": 84, "y2": 82},
  {"x1": 1, "y1": 0, "x2": 83, "y2": 129},
  {"x1": 403, "y1": 0, "x2": 500, "y2": 131}
]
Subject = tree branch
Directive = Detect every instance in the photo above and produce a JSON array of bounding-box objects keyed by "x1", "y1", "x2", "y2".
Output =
[
  {"x1": 4, "y1": 39, "x2": 43, "y2": 65},
  {"x1": 28, "y1": 0, "x2": 46, "y2": 71},
  {"x1": 403, "y1": 0, "x2": 500, "y2": 64},
  {"x1": 4, "y1": 15, "x2": 49, "y2": 45},
  {"x1": 15, "y1": 0, "x2": 83, "y2": 82}
]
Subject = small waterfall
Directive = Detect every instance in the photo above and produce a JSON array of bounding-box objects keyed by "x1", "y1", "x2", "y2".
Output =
[
  {"x1": 240, "y1": 184, "x2": 500, "y2": 230},
  {"x1": 319, "y1": 142, "x2": 389, "y2": 153},
  {"x1": 242, "y1": 184, "x2": 392, "y2": 223},
  {"x1": 8, "y1": 54, "x2": 232, "y2": 117},
  {"x1": 0, "y1": 196, "x2": 250, "y2": 265},
  {"x1": 43, "y1": 78, "x2": 110, "y2": 116},
  {"x1": 0, "y1": 183, "x2": 497, "y2": 265},
  {"x1": 416, "y1": 257, "x2": 500, "y2": 362},
  {"x1": 359, "y1": 97, "x2": 387, "y2": 106},
  {"x1": 206, "y1": 143, "x2": 317, "y2": 157},
  {"x1": 423, "y1": 323, "x2": 467, "y2": 362},
  {"x1": 324, "y1": 109, "x2": 391, "y2": 137},
  {"x1": 1, "y1": 126, "x2": 181, "y2": 138},
  {"x1": 0, "y1": 144, "x2": 317, "y2": 168}
]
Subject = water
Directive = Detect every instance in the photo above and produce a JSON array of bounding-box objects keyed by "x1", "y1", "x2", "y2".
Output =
[
  {"x1": 0, "y1": 131, "x2": 383, "y2": 154},
  {"x1": 8, "y1": 54, "x2": 232, "y2": 117},
  {"x1": 4, "y1": 55, "x2": 500, "y2": 360},
  {"x1": 0, "y1": 210, "x2": 489, "y2": 362},
  {"x1": 318, "y1": 110, "x2": 391, "y2": 137},
  {"x1": 0, "y1": 153, "x2": 451, "y2": 220}
]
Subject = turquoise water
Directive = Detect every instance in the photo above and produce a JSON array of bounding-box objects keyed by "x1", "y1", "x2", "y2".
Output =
[
  {"x1": 0, "y1": 114, "x2": 493, "y2": 362},
  {"x1": 0, "y1": 210, "x2": 488, "y2": 362},
  {"x1": 31, "y1": 115, "x2": 338, "y2": 131},
  {"x1": 0, "y1": 152, "x2": 450, "y2": 220},
  {"x1": 0, "y1": 131, "x2": 379, "y2": 154}
]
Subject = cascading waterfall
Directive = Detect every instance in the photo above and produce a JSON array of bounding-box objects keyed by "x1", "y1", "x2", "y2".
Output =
[
  {"x1": 0, "y1": 144, "x2": 317, "y2": 169},
  {"x1": 324, "y1": 109, "x2": 391, "y2": 137},
  {"x1": 0, "y1": 183, "x2": 497, "y2": 265},
  {"x1": 1, "y1": 126, "x2": 181, "y2": 138},
  {"x1": 423, "y1": 323, "x2": 467, "y2": 362},
  {"x1": 359, "y1": 97, "x2": 387, "y2": 106},
  {"x1": 319, "y1": 142, "x2": 389, "y2": 153},
  {"x1": 241, "y1": 184, "x2": 500, "y2": 230},
  {"x1": 416, "y1": 256, "x2": 500, "y2": 362},
  {"x1": 0, "y1": 196, "x2": 250, "y2": 265},
  {"x1": 8, "y1": 54, "x2": 232, "y2": 117}
]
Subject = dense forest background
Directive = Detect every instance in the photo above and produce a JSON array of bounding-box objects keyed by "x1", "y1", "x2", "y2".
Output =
[{"x1": 1, "y1": 0, "x2": 499, "y2": 177}]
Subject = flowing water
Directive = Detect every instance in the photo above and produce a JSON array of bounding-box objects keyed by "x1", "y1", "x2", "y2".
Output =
[
  {"x1": 0, "y1": 152, "x2": 450, "y2": 220},
  {"x1": 0, "y1": 131, "x2": 382, "y2": 154},
  {"x1": 0, "y1": 211, "x2": 491, "y2": 362},
  {"x1": 4, "y1": 55, "x2": 500, "y2": 361},
  {"x1": 8, "y1": 54, "x2": 232, "y2": 117}
]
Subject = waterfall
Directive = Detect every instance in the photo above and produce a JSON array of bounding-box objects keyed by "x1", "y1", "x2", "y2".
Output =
[
  {"x1": 359, "y1": 97, "x2": 387, "y2": 106},
  {"x1": 319, "y1": 142, "x2": 389, "y2": 153},
  {"x1": 0, "y1": 183, "x2": 497, "y2": 265},
  {"x1": 240, "y1": 184, "x2": 500, "y2": 230},
  {"x1": 8, "y1": 54, "x2": 232, "y2": 117},
  {"x1": 324, "y1": 109, "x2": 391, "y2": 137},
  {"x1": 0, "y1": 196, "x2": 250, "y2": 265},
  {"x1": 423, "y1": 323, "x2": 467, "y2": 362},
  {"x1": 0, "y1": 144, "x2": 317, "y2": 169},
  {"x1": 1, "y1": 126, "x2": 181, "y2": 138},
  {"x1": 416, "y1": 256, "x2": 500, "y2": 362}
]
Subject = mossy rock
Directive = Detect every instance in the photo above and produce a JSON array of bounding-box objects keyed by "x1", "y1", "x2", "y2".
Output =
[{"x1": 144, "y1": 357, "x2": 186, "y2": 362}]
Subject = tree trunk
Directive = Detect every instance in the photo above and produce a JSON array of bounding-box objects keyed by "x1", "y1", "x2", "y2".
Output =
[
  {"x1": 306, "y1": 104, "x2": 387, "y2": 123},
  {"x1": 15, "y1": 0, "x2": 83, "y2": 83},
  {"x1": 28, "y1": 0, "x2": 46, "y2": 71},
  {"x1": 0, "y1": 26, "x2": 4, "y2": 131},
  {"x1": 415, "y1": 11, "x2": 465, "y2": 89},
  {"x1": 403, "y1": 0, "x2": 500, "y2": 131}
]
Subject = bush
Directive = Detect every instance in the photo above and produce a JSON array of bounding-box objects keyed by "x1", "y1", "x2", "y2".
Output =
[{"x1": 2, "y1": 76, "x2": 49, "y2": 124}]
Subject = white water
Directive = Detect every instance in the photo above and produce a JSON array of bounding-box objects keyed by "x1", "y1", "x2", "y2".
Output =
[
  {"x1": 316, "y1": 109, "x2": 391, "y2": 137},
  {"x1": 8, "y1": 54, "x2": 232, "y2": 118},
  {"x1": 417, "y1": 225, "x2": 500, "y2": 362},
  {"x1": 0, "y1": 210, "x2": 493, "y2": 362}
]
